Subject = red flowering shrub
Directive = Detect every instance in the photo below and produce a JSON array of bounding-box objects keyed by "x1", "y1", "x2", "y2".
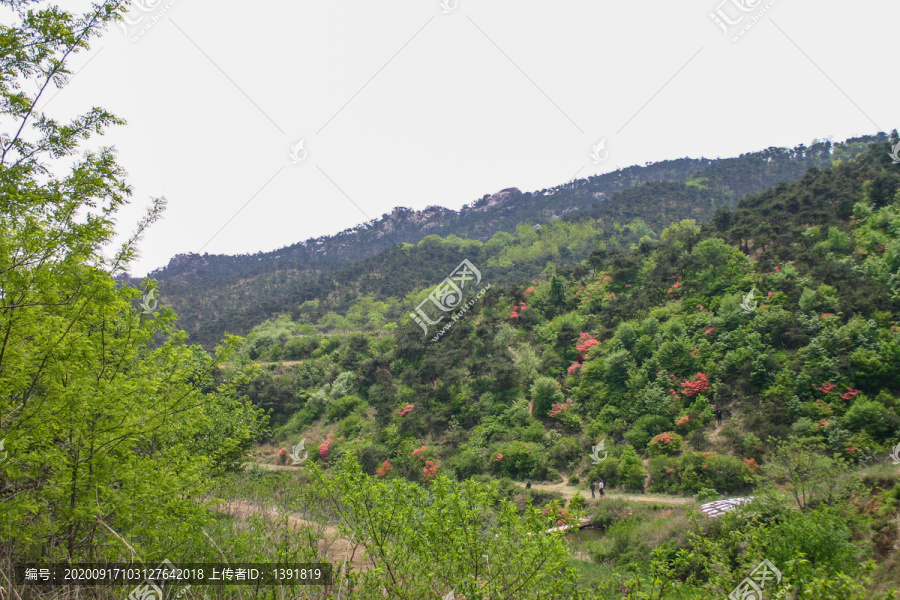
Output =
[
  {"x1": 422, "y1": 460, "x2": 440, "y2": 480},
  {"x1": 549, "y1": 398, "x2": 574, "y2": 417},
  {"x1": 575, "y1": 332, "x2": 600, "y2": 353},
  {"x1": 840, "y1": 387, "x2": 860, "y2": 401},
  {"x1": 743, "y1": 457, "x2": 758, "y2": 472},
  {"x1": 704, "y1": 327, "x2": 715, "y2": 334},
  {"x1": 648, "y1": 431, "x2": 683, "y2": 456},
  {"x1": 680, "y1": 373, "x2": 711, "y2": 397},
  {"x1": 818, "y1": 382, "x2": 835, "y2": 394},
  {"x1": 398, "y1": 404, "x2": 415, "y2": 417},
  {"x1": 318, "y1": 434, "x2": 335, "y2": 458},
  {"x1": 541, "y1": 505, "x2": 570, "y2": 527},
  {"x1": 494, "y1": 453, "x2": 504, "y2": 461},
  {"x1": 412, "y1": 445, "x2": 429, "y2": 459},
  {"x1": 375, "y1": 460, "x2": 392, "y2": 477},
  {"x1": 524, "y1": 287, "x2": 535, "y2": 296},
  {"x1": 567, "y1": 362, "x2": 582, "y2": 375}
]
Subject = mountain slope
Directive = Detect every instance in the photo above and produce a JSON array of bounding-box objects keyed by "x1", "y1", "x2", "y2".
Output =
[{"x1": 140, "y1": 134, "x2": 887, "y2": 347}]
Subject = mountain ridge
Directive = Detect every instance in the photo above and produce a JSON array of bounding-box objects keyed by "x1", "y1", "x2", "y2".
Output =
[{"x1": 130, "y1": 134, "x2": 890, "y2": 346}]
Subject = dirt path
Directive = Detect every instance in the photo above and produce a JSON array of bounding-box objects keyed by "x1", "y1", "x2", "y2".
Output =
[
  {"x1": 244, "y1": 463, "x2": 696, "y2": 505},
  {"x1": 214, "y1": 500, "x2": 374, "y2": 571},
  {"x1": 244, "y1": 461, "x2": 299, "y2": 472},
  {"x1": 254, "y1": 360, "x2": 305, "y2": 367},
  {"x1": 517, "y1": 481, "x2": 694, "y2": 505}
]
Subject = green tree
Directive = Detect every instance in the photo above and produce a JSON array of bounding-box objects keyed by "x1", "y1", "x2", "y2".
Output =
[
  {"x1": 0, "y1": 0, "x2": 267, "y2": 562},
  {"x1": 309, "y1": 455, "x2": 577, "y2": 598},
  {"x1": 531, "y1": 376, "x2": 564, "y2": 417},
  {"x1": 761, "y1": 438, "x2": 852, "y2": 510}
]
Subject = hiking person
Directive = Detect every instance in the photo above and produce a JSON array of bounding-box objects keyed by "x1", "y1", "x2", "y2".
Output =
[
  {"x1": 715, "y1": 405, "x2": 723, "y2": 426},
  {"x1": 525, "y1": 481, "x2": 532, "y2": 490},
  {"x1": 598, "y1": 479, "x2": 605, "y2": 497},
  {"x1": 589, "y1": 480, "x2": 596, "y2": 498}
]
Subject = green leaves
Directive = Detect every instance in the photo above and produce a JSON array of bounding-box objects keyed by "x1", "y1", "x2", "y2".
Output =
[
  {"x1": 0, "y1": 0, "x2": 268, "y2": 563},
  {"x1": 308, "y1": 455, "x2": 577, "y2": 599}
]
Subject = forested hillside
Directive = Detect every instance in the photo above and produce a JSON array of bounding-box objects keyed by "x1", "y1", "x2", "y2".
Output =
[
  {"x1": 231, "y1": 140, "x2": 900, "y2": 597},
  {"x1": 146, "y1": 135, "x2": 884, "y2": 347},
  {"x1": 5, "y1": 2, "x2": 899, "y2": 599}
]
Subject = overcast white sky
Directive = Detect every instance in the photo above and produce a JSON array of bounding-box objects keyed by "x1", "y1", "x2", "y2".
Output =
[{"x1": 36, "y1": 0, "x2": 900, "y2": 276}]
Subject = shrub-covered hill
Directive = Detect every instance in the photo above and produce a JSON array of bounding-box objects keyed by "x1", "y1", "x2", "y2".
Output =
[
  {"x1": 234, "y1": 139, "x2": 900, "y2": 596},
  {"x1": 148, "y1": 135, "x2": 884, "y2": 348}
]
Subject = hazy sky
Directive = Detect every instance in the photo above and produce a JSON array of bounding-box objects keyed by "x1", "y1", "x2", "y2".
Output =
[{"x1": 37, "y1": 0, "x2": 899, "y2": 276}]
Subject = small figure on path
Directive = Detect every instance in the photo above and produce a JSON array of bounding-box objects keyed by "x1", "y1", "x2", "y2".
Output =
[
  {"x1": 598, "y1": 478, "x2": 605, "y2": 497},
  {"x1": 525, "y1": 481, "x2": 532, "y2": 490},
  {"x1": 715, "y1": 405, "x2": 723, "y2": 426},
  {"x1": 589, "y1": 480, "x2": 596, "y2": 498}
]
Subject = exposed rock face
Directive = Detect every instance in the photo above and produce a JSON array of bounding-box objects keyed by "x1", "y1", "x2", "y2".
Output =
[{"x1": 470, "y1": 188, "x2": 522, "y2": 211}]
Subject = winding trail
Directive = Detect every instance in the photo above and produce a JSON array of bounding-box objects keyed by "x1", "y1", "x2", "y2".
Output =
[
  {"x1": 516, "y1": 481, "x2": 694, "y2": 505},
  {"x1": 214, "y1": 499, "x2": 374, "y2": 571}
]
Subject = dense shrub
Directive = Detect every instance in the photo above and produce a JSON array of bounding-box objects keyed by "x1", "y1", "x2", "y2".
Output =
[
  {"x1": 649, "y1": 451, "x2": 754, "y2": 494},
  {"x1": 647, "y1": 431, "x2": 683, "y2": 456}
]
